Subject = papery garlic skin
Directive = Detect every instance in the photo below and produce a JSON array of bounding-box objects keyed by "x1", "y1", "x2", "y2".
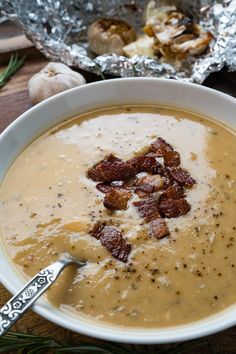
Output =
[{"x1": 28, "y1": 62, "x2": 86, "y2": 104}]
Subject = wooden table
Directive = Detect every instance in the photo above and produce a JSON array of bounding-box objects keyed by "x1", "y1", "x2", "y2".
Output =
[{"x1": 0, "y1": 54, "x2": 236, "y2": 354}]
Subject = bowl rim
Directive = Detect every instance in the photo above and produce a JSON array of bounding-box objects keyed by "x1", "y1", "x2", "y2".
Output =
[{"x1": 0, "y1": 77, "x2": 236, "y2": 344}]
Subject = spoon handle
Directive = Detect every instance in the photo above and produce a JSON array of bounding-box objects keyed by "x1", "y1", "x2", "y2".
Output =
[{"x1": 0, "y1": 258, "x2": 84, "y2": 336}]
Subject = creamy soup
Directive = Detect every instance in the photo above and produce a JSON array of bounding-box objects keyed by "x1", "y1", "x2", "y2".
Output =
[{"x1": 0, "y1": 106, "x2": 236, "y2": 328}]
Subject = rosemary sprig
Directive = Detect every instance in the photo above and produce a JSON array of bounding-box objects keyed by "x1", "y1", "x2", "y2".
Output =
[
  {"x1": 0, "y1": 331, "x2": 220, "y2": 354},
  {"x1": 0, "y1": 332, "x2": 133, "y2": 354},
  {"x1": 0, "y1": 53, "x2": 26, "y2": 88}
]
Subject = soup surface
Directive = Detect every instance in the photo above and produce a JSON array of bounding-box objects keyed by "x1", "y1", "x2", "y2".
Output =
[{"x1": 0, "y1": 106, "x2": 236, "y2": 328}]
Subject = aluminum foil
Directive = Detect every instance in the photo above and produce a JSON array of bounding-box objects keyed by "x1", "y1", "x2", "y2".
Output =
[{"x1": 1, "y1": 0, "x2": 236, "y2": 83}]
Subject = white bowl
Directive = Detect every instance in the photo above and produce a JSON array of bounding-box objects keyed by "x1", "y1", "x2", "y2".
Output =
[{"x1": 0, "y1": 78, "x2": 236, "y2": 344}]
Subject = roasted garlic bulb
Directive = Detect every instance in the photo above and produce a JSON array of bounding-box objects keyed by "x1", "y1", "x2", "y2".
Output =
[
  {"x1": 144, "y1": 1, "x2": 213, "y2": 61},
  {"x1": 87, "y1": 18, "x2": 136, "y2": 56}
]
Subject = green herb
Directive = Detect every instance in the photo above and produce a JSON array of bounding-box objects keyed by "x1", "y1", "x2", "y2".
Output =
[
  {"x1": 0, "y1": 332, "x2": 133, "y2": 354},
  {"x1": 0, "y1": 332, "x2": 221, "y2": 354},
  {"x1": 131, "y1": 63, "x2": 138, "y2": 76},
  {"x1": 0, "y1": 53, "x2": 26, "y2": 88},
  {"x1": 94, "y1": 64, "x2": 106, "y2": 80}
]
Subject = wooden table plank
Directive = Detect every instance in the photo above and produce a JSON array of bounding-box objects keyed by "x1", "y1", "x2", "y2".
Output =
[
  {"x1": 0, "y1": 56, "x2": 46, "y2": 97},
  {"x1": 0, "y1": 20, "x2": 33, "y2": 54},
  {"x1": 0, "y1": 54, "x2": 235, "y2": 353}
]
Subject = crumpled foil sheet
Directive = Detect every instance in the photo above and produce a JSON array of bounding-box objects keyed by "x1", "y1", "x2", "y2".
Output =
[{"x1": 1, "y1": 0, "x2": 236, "y2": 83}]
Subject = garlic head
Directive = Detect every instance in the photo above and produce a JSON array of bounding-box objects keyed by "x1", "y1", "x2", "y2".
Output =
[
  {"x1": 28, "y1": 62, "x2": 86, "y2": 104},
  {"x1": 87, "y1": 18, "x2": 136, "y2": 56}
]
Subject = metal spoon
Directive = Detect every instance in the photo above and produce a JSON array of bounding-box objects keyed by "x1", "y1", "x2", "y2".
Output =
[{"x1": 0, "y1": 253, "x2": 86, "y2": 336}]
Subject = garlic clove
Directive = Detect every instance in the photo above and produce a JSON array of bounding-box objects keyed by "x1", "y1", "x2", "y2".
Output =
[
  {"x1": 123, "y1": 35, "x2": 155, "y2": 58},
  {"x1": 28, "y1": 62, "x2": 86, "y2": 105}
]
